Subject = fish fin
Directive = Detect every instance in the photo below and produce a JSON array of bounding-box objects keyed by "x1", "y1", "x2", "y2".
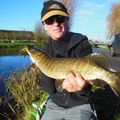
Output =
[
  {"x1": 90, "y1": 79, "x2": 108, "y2": 93},
  {"x1": 86, "y1": 53, "x2": 110, "y2": 70},
  {"x1": 55, "y1": 79, "x2": 64, "y2": 92},
  {"x1": 90, "y1": 79, "x2": 119, "y2": 97},
  {"x1": 90, "y1": 79, "x2": 107, "y2": 89},
  {"x1": 30, "y1": 63, "x2": 37, "y2": 70},
  {"x1": 87, "y1": 53, "x2": 119, "y2": 73},
  {"x1": 109, "y1": 68, "x2": 117, "y2": 73}
]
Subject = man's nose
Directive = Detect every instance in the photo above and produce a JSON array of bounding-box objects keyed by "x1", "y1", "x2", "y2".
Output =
[{"x1": 52, "y1": 19, "x2": 59, "y2": 26}]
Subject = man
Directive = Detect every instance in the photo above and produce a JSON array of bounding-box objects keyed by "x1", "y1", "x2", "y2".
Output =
[{"x1": 39, "y1": 1, "x2": 97, "y2": 120}]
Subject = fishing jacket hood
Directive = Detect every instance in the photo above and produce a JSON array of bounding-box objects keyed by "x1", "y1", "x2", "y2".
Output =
[{"x1": 40, "y1": 31, "x2": 93, "y2": 108}]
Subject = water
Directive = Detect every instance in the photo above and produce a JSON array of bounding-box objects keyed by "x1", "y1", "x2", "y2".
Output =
[{"x1": 0, "y1": 55, "x2": 32, "y2": 96}]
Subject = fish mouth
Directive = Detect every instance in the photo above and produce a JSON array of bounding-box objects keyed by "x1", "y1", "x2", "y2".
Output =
[
  {"x1": 19, "y1": 47, "x2": 28, "y2": 55},
  {"x1": 19, "y1": 45, "x2": 35, "y2": 55}
]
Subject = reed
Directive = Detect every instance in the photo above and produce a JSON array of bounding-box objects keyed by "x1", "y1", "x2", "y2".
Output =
[{"x1": 6, "y1": 65, "x2": 47, "y2": 120}]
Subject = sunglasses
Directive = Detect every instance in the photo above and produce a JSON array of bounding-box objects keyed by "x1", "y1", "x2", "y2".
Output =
[{"x1": 44, "y1": 15, "x2": 67, "y2": 25}]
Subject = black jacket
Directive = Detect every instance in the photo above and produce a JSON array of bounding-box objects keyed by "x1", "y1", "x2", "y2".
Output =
[{"x1": 40, "y1": 32, "x2": 93, "y2": 108}]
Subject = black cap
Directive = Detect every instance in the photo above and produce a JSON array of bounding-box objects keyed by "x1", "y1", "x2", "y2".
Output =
[{"x1": 41, "y1": 1, "x2": 69, "y2": 22}]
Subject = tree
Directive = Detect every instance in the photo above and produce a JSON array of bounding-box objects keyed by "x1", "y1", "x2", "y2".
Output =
[
  {"x1": 34, "y1": 22, "x2": 48, "y2": 43},
  {"x1": 0, "y1": 32, "x2": 4, "y2": 40},
  {"x1": 107, "y1": 3, "x2": 120, "y2": 39},
  {"x1": 58, "y1": 0, "x2": 80, "y2": 29}
]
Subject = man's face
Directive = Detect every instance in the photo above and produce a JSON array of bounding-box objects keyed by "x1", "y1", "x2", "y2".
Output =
[{"x1": 43, "y1": 15, "x2": 69, "y2": 40}]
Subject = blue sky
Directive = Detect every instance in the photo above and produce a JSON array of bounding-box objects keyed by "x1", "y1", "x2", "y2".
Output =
[{"x1": 0, "y1": 0, "x2": 120, "y2": 42}]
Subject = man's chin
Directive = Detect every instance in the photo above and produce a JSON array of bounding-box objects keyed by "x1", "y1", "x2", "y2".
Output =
[{"x1": 52, "y1": 34, "x2": 63, "y2": 40}]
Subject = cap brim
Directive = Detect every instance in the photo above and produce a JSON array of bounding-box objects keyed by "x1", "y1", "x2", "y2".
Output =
[{"x1": 41, "y1": 10, "x2": 69, "y2": 22}]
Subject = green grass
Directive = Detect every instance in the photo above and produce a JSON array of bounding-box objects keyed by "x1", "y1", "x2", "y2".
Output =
[
  {"x1": 5, "y1": 66, "x2": 48, "y2": 120},
  {"x1": 0, "y1": 41, "x2": 45, "y2": 56},
  {"x1": 0, "y1": 42, "x2": 44, "y2": 48}
]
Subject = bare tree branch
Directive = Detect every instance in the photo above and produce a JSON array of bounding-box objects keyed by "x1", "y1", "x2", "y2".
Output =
[{"x1": 107, "y1": 3, "x2": 120, "y2": 39}]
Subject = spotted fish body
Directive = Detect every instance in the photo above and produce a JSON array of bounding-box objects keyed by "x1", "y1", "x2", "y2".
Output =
[{"x1": 26, "y1": 45, "x2": 120, "y2": 96}]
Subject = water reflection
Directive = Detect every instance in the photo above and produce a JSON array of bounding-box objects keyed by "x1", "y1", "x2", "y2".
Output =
[
  {"x1": 0, "y1": 55, "x2": 31, "y2": 75},
  {"x1": 0, "y1": 47, "x2": 24, "y2": 56},
  {"x1": 0, "y1": 54, "x2": 32, "y2": 96}
]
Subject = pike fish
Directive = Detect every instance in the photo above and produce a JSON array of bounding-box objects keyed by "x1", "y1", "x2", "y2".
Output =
[{"x1": 25, "y1": 45, "x2": 120, "y2": 96}]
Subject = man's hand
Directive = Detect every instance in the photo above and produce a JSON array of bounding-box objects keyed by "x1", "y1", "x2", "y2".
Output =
[{"x1": 62, "y1": 72, "x2": 89, "y2": 92}]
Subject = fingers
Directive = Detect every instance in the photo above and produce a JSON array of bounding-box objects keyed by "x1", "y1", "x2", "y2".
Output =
[
  {"x1": 62, "y1": 72, "x2": 75, "y2": 91},
  {"x1": 62, "y1": 72, "x2": 88, "y2": 92},
  {"x1": 75, "y1": 72, "x2": 88, "y2": 90},
  {"x1": 68, "y1": 72, "x2": 81, "y2": 90}
]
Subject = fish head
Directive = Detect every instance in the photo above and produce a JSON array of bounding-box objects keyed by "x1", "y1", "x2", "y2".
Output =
[
  {"x1": 26, "y1": 45, "x2": 49, "y2": 66},
  {"x1": 26, "y1": 45, "x2": 43, "y2": 63},
  {"x1": 19, "y1": 45, "x2": 35, "y2": 57},
  {"x1": 27, "y1": 45, "x2": 38, "y2": 55}
]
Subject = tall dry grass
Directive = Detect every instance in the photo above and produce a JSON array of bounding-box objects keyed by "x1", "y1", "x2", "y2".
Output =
[{"x1": 6, "y1": 64, "x2": 47, "y2": 120}]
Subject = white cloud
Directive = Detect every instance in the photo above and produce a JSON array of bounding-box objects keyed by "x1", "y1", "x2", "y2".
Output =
[
  {"x1": 76, "y1": 9, "x2": 95, "y2": 16},
  {"x1": 73, "y1": 1, "x2": 106, "y2": 23},
  {"x1": 80, "y1": 1, "x2": 105, "y2": 11},
  {"x1": 109, "y1": 0, "x2": 120, "y2": 3},
  {"x1": 71, "y1": 0, "x2": 120, "y2": 42}
]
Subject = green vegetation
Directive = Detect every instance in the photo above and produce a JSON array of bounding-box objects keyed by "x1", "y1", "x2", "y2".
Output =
[
  {"x1": 0, "y1": 42, "x2": 43, "y2": 48},
  {"x1": 0, "y1": 29, "x2": 49, "y2": 119},
  {"x1": 6, "y1": 65, "x2": 48, "y2": 120},
  {"x1": 0, "y1": 40, "x2": 48, "y2": 119},
  {"x1": 0, "y1": 41, "x2": 45, "y2": 56},
  {"x1": 0, "y1": 29, "x2": 48, "y2": 43}
]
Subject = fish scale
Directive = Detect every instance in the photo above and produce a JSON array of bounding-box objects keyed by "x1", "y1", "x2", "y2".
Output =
[{"x1": 26, "y1": 45, "x2": 120, "y2": 97}]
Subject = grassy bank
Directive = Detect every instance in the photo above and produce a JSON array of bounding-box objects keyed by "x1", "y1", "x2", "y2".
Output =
[
  {"x1": 0, "y1": 42, "x2": 45, "y2": 56},
  {"x1": 0, "y1": 66, "x2": 48, "y2": 120},
  {"x1": 0, "y1": 42, "x2": 44, "y2": 48},
  {"x1": 0, "y1": 41, "x2": 48, "y2": 119}
]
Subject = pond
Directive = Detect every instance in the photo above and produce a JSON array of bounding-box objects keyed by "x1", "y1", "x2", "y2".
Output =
[{"x1": 0, "y1": 47, "x2": 32, "y2": 96}]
